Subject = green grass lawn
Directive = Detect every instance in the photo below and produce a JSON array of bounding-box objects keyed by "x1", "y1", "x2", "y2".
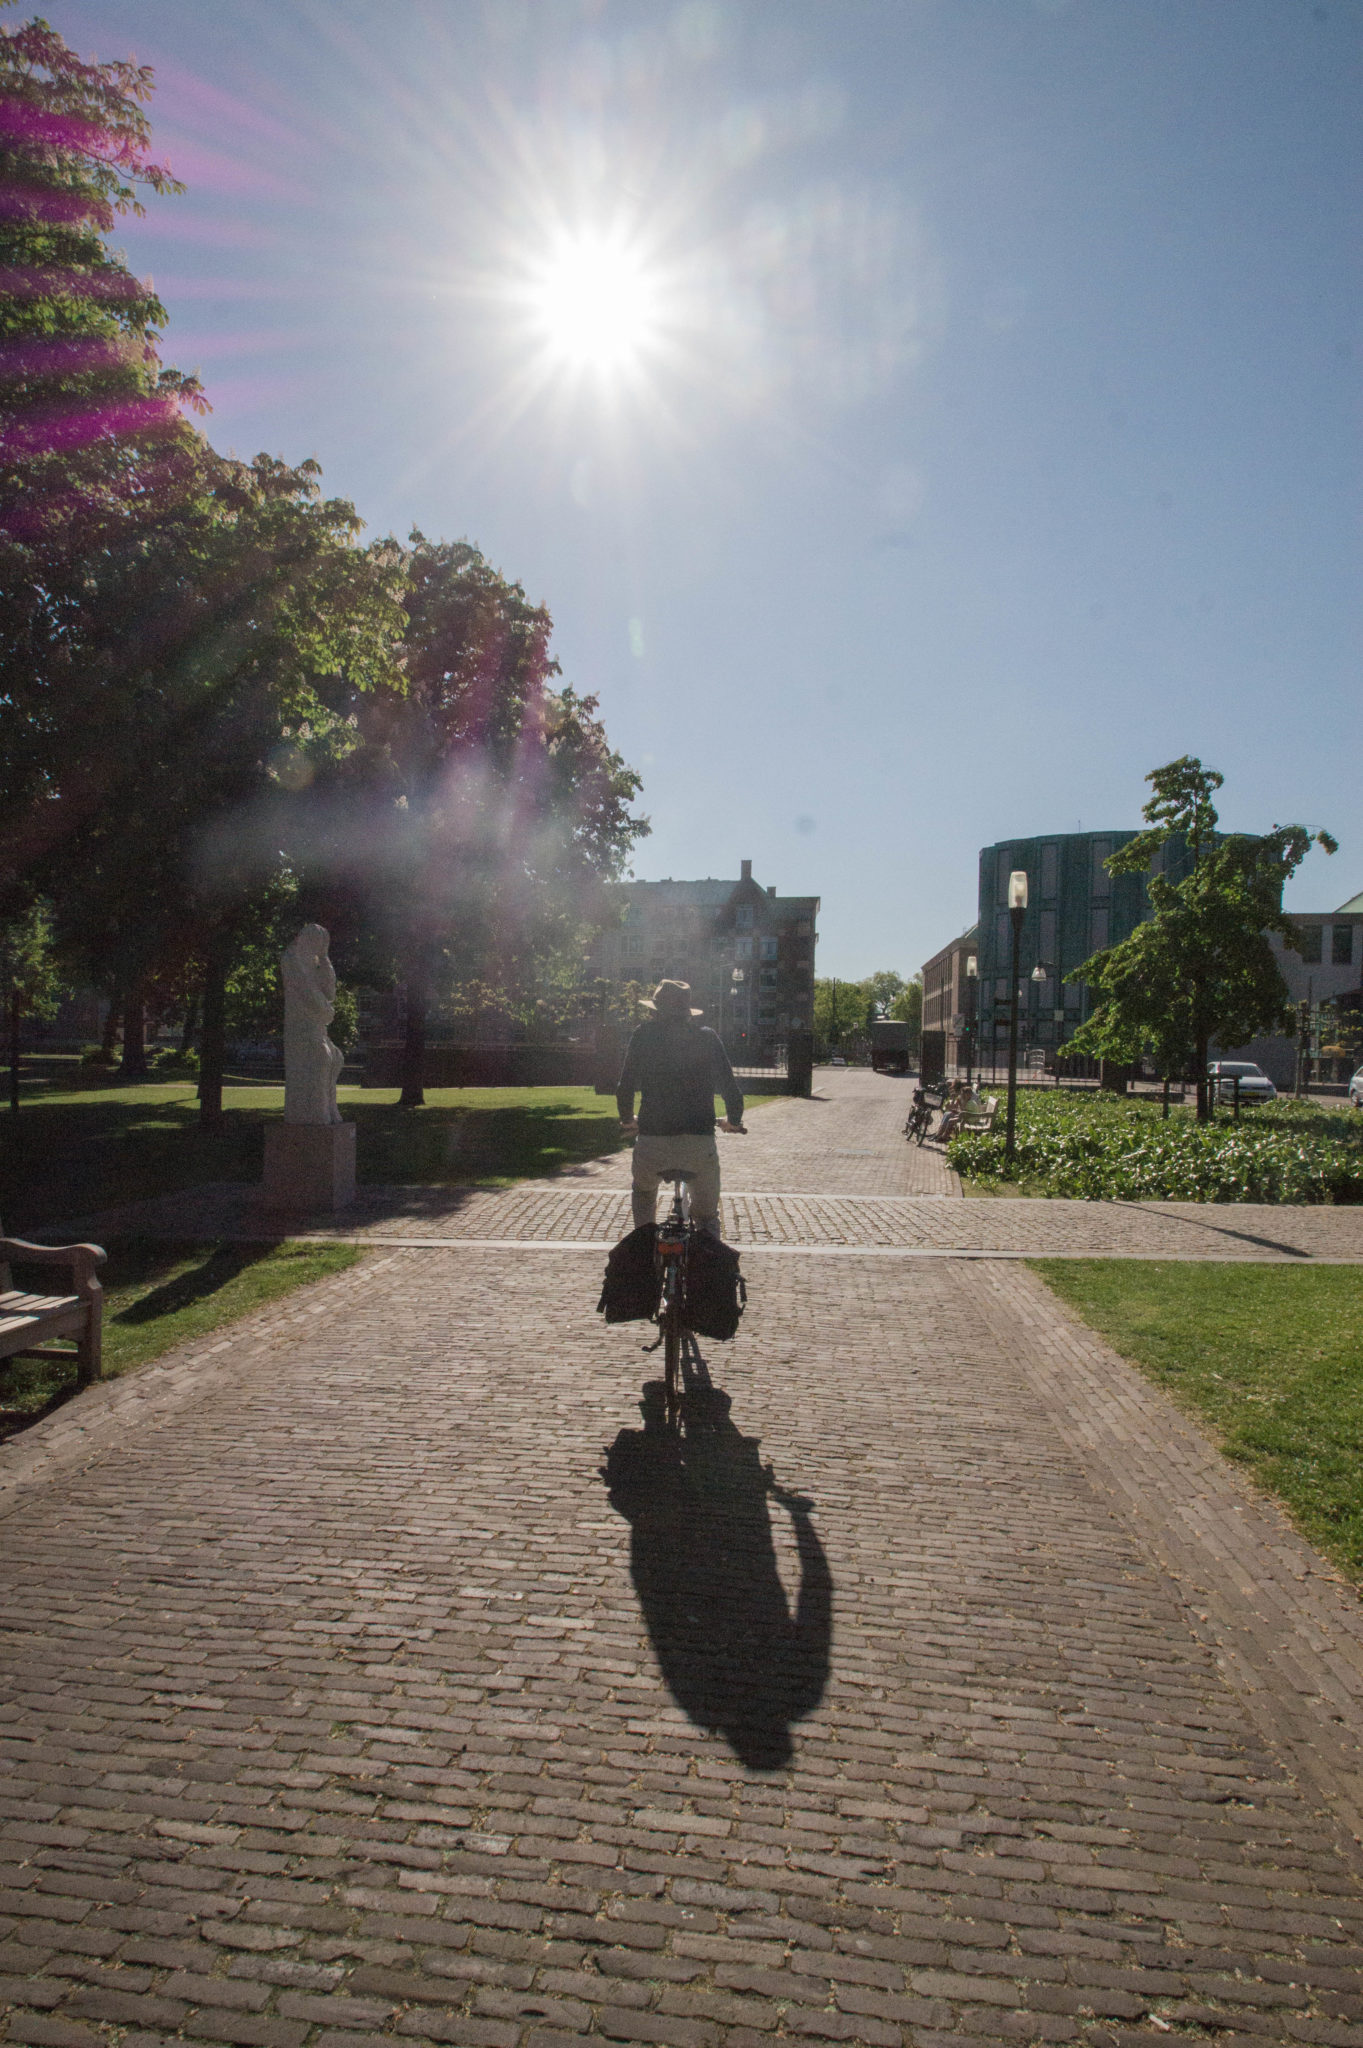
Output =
[
  {"x1": 1033, "y1": 1258, "x2": 1363, "y2": 1581},
  {"x1": 1, "y1": 1073, "x2": 781, "y2": 1232},
  {"x1": 0, "y1": 1238, "x2": 360, "y2": 1440}
]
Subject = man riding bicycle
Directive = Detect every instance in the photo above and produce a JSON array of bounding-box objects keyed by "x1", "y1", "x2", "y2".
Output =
[{"x1": 616, "y1": 980, "x2": 745, "y2": 1235}]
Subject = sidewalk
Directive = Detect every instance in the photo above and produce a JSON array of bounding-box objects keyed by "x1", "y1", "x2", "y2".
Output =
[{"x1": 2, "y1": 1070, "x2": 1363, "y2": 2047}]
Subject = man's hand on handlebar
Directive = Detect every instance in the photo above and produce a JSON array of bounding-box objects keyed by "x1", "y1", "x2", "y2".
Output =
[{"x1": 719, "y1": 1118, "x2": 746, "y2": 1134}]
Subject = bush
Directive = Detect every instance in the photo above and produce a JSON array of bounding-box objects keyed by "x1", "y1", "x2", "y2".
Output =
[
  {"x1": 949, "y1": 1090, "x2": 1363, "y2": 1204},
  {"x1": 149, "y1": 1045, "x2": 198, "y2": 1074}
]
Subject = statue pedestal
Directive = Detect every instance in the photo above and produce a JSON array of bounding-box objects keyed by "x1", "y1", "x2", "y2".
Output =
[{"x1": 262, "y1": 1123, "x2": 356, "y2": 1212}]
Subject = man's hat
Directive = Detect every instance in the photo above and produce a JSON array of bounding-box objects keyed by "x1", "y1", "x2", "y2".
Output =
[{"x1": 641, "y1": 979, "x2": 703, "y2": 1017}]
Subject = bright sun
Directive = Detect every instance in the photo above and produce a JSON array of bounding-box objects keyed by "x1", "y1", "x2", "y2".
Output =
[{"x1": 528, "y1": 231, "x2": 660, "y2": 375}]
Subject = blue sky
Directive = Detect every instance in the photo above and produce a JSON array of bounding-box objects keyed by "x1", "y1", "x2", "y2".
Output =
[{"x1": 58, "y1": 0, "x2": 1360, "y2": 977}]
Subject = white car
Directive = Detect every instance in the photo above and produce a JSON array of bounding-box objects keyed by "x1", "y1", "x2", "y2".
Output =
[
  {"x1": 1349, "y1": 1067, "x2": 1363, "y2": 1108},
  {"x1": 1208, "y1": 1060, "x2": 1276, "y2": 1105}
]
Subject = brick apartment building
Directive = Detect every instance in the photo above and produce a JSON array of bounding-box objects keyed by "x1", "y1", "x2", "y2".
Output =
[
  {"x1": 592, "y1": 860, "x2": 819, "y2": 1060},
  {"x1": 919, "y1": 924, "x2": 979, "y2": 1082}
]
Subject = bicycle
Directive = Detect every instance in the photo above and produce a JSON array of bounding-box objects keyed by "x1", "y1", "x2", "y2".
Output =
[
  {"x1": 904, "y1": 1090, "x2": 933, "y2": 1145},
  {"x1": 643, "y1": 1131, "x2": 746, "y2": 1429},
  {"x1": 653, "y1": 1168, "x2": 694, "y2": 1431}
]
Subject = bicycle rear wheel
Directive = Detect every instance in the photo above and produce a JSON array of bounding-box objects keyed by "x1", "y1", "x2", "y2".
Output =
[{"x1": 663, "y1": 1306, "x2": 682, "y2": 1429}]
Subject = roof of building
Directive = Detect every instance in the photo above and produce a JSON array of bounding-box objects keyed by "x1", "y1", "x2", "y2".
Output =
[
  {"x1": 1280, "y1": 896, "x2": 1363, "y2": 921},
  {"x1": 610, "y1": 876, "x2": 818, "y2": 912},
  {"x1": 920, "y1": 923, "x2": 979, "y2": 974},
  {"x1": 612, "y1": 877, "x2": 736, "y2": 906}
]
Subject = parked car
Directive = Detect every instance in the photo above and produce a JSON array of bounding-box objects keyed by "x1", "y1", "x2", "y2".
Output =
[
  {"x1": 1349, "y1": 1067, "x2": 1363, "y2": 1108},
  {"x1": 1207, "y1": 1060, "x2": 1276, "y2": 1104}
]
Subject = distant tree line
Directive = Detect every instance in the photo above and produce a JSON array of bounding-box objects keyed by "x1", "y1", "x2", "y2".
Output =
[
  {"x1": 0, "y1": 17, "x2": 647, "y2": 1115},
  {"x1": 813, "y1": 971, "x2": 922, "y2": 1050}
]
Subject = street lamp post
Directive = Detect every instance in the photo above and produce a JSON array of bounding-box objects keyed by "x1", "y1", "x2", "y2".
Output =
[
  {"x1": 1005, "y1": 872, "x2": 1028, "y2": 1169},
  {"x1": 965, "y1": 953, "x2": 978, "y2": 1089},
  {"x1": 730, "y1": 967, "x2": 746, "y2": 1058}
]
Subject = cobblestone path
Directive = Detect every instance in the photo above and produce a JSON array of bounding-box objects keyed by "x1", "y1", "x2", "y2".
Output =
[
  {"x1": 53, "y1": 1071, "x2": 1363, "y2": 1263},
  {"x1": 5, "y1": 1073, "x2": 1363, "y2": 2047}
]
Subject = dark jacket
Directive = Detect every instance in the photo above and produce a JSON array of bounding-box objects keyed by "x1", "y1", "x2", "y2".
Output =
[{"x1": 616, "y1": 1018, "x2": 744, "y2": 1136}]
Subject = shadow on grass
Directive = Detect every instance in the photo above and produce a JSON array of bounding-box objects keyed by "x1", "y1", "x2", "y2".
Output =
[
  {"x1": 2, "y1": 1090, "x2": 629, "y2": 1233},
  {"x1": 112, "y1": 1241, "x2": 277, "y2": 1323},
  {"x1": 0, "y1": 1239, "x2": 285, "y2": 1443},
  {"x1": 347, "y1": 1099, "x2": 625, "y2": 1185}
]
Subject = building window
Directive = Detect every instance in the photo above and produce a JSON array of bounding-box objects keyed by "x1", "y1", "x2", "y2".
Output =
[
  {"x1": 1333, "y1": 925, "x2": 1354, "y2": 966},
  {"x1": 1040, "y1": 842, "x2": 1059, "y2": 899},
  {"x1": 996, "y1": 848, "x2": 1014, "y2": 903},
  {"x1": 1297, "y1": 925, "x2": 1323, "y2": 964},
  {"x1": 735, "y1": 905, "x2": 754, "y2": 930},
  {"x1": 1089, "y1": 908, "x2": 1109, "y2": 954},
  {"x1": 760, "y1": 968, "x2": 778, "y2": 988},
  {"x1": 734, "y1": 937, "x2": 753, "y2": 960},
  {"x1": 760, "y1": 936, "x2": 778, "y2": 961},
  {"x1": 1039, "y1": 909, "x2": 1057, "y2": 972},
  {"x1": 1091, "y1": 839, "x2": 1112, "y2": 895}
]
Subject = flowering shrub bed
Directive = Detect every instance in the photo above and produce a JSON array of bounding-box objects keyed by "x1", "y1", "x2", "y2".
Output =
[{"x1": 949, "y1": 1091, "x2": 1363, "y2": 1203}]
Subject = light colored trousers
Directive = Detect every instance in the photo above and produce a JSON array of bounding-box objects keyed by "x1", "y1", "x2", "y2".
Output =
[{"x1": 631, "y1": 1132, "x2": 722, "y2": 1234}]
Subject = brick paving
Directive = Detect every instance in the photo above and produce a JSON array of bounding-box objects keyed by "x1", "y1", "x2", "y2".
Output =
[
  {"x1": 47, "y1": 1069, "x2": 1363, "y2": 1262},
  {"x1": 4, "y1": 1072, "x2": 1363, "y2": 2046}
]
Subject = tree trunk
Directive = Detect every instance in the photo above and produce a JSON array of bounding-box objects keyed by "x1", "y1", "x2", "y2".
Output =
[
  {"x1": 121, "y1": 990, "x2": 148, "y2": 1078},
  {"x1": 1195, "y1": 1032, "x2": 1211, "y2": 1122},
  {"x1": 8, "y1": 989, "x2": 20, "y2": 1114},
  {"x1": 399, "y1": 967, "x2": 428, "y2": 1108},
  {"x1": 1161, "y1": 1072, "x2": 1170, "y2": 1121},
  {"x1": 180, "y1": 989, "x2": 200, "y2": 1056},
  {"x1": 100, "y1": 989, "x2": 121, "y2": 1062},
  {"x1": 198, "y1": 930, "x2": 233, "y2": 1127}
]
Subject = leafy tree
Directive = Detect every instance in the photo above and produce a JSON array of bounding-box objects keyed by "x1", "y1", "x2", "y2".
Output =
[
  {"x1": 0, "y1": 12, "x2": 206, "y2": 913},
  {"x1": 865, "y1": 969, "x2": 907, "y2": 1015},
  {"x1": 22, "y1": 450, "x2": 406, "y2": 1118},
  {"x1": 317, "y1": 536, "x2": 645, "y2": 1106},
  {"x1": 813, "y1": 978, "x2": 867, "y2": 1045},
  {"x1": 1069, "y1": 757, "x2": 1336, "y2": 1120},
  {"x1": 0, "y1": 898, "x2": 64, "y2": 1111},
  {"x1": 889, "y1": 975, "x2": 923, "y2": 1050}
]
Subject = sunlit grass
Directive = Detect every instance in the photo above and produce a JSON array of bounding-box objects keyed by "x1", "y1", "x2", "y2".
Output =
[
  {"x1": 0, "y1": 1238, "x2": 361, "y2": 1438},
  {"x1": 1033, "y1": 1259, "x2": 1363, "y2": 1580}
]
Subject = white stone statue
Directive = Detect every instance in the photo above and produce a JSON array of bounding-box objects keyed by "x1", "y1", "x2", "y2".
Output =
[{"x1": 281, "y1": 924, "x2": 345, "y2": 1126}]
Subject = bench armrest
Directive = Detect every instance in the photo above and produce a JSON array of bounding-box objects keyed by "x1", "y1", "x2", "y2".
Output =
[{"x1": 0, "y1": 1238, "x2": 106, "y2": 1295}]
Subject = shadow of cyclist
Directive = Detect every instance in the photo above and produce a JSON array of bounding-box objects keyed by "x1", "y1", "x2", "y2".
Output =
[{"x1": 601, "y1": 1384, "x2": 831, "y2": 1771}]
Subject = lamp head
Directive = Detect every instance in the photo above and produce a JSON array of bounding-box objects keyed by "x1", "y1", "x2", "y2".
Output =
[
  {"x1": 1008, "y1": 871, "x2": 1028, "y2": 911},
  {"x1": 966, "y1": 954, "x2": 978, "y2": 979},
  {"x1": 1031, "y1": 964, "x2": 1047, "y2": 982}
]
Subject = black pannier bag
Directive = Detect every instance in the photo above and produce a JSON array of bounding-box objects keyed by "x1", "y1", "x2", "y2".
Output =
[
  {"x1": 681, "y1": 1231, "x2": 747, "y2": 1342},
  {"x1": 597, "y1": 1224, "x2": 660, "y2": 1323}
]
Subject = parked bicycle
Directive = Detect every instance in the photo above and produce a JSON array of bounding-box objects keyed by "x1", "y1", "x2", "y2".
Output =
[{"x1": 904, "y1": 1088, "x2": 934, "y2": 1146}]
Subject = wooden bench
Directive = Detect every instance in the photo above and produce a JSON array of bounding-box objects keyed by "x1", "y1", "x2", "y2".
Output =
[
  {"x1": 0, "y1": 1224, "x2": 107, "y2": 1388},
  {"x1": 959, "y1": 1094, "x2": 1000, "y2": 1136}
]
